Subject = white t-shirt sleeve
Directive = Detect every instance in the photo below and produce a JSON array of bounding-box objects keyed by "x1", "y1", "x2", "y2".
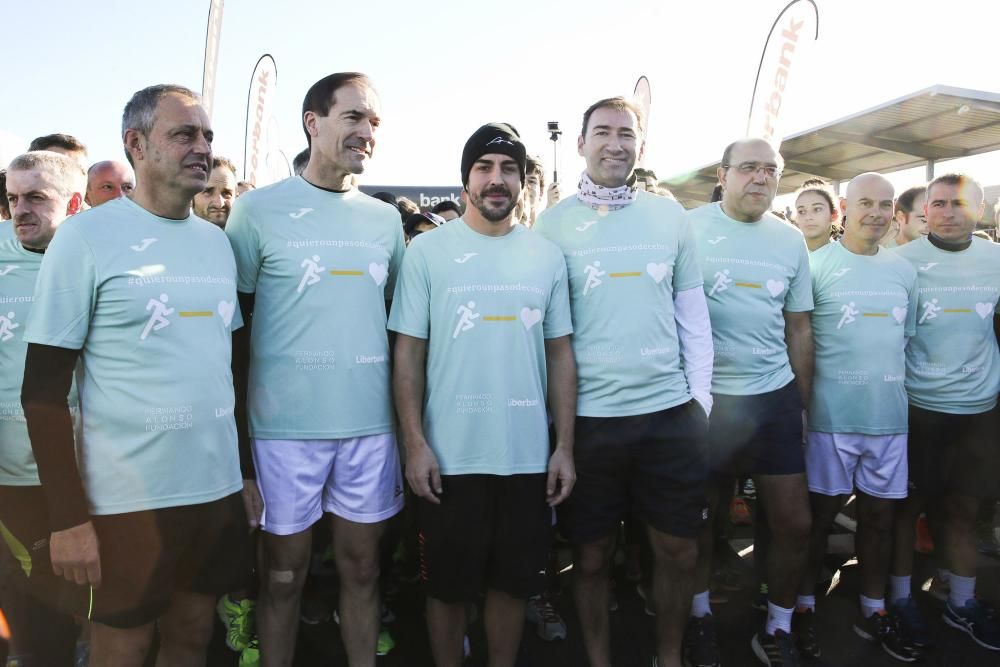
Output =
[{"x1": 674, "y1": 284, "x2": 714, "y2": 415}]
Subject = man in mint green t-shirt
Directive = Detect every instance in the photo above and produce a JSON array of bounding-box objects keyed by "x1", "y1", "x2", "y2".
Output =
[
  {"x1": 798, "y1": 173, "x2": 921, "y2": 661},
  {"x1": 534, "y1": 98, "x2": 714, "y2": 667},
  {"x1": 392, "y1": 123, "x2": 576, "y2": 667},
  {"x1": 0, "y1": 150, "x2": 86, "y2": 666},
  {"x1": 21, "y1": 85, "x2": 249, "y2": 667},
  {"x1": 226, "y1": 72, "x2": 406, "y2": 666},
  {"x1": 888, "y1": 173, "x2": 1000, "y2": 651},
  {"x1": 687, "y1": 138, "x2": 814, "y2": 665}
]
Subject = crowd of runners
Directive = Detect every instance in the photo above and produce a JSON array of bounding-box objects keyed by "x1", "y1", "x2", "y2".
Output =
[{"x1": 0, "y1": 71, "x2": 998, "y2": 667}]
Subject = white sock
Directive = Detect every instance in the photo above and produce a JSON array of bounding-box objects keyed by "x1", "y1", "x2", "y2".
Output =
[
  {"x1": 796, "y1": 595, "x2": 816, "y2": 612},
  {"x1": 860, "y1": 594, "x2": 885, "y2": 618},
  {"x1": 948, "y1": 574, "x2": 976, "y2": 608},
  {"x1": 691, "y1": 590, "x2": 711, "y2": 618},
  {"x1": 937, "y1": 568, "x2": 952, "y2": 584},
  {"x1": 765, "y1": 601, "x2": 794, "y2": 635},
  {"x1": 889, "y1": 575, "x2": 911, "y2": 604}
]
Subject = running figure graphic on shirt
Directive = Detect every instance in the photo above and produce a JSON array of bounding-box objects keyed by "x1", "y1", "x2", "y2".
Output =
[
  {"x1": 709, "y1": 269, "x2": 733, "y2": 297},
  {"x1": 837, "y1": 302, "x2": 859, "y2": 329},
  {"x1": 583, "y1": 261, "x2": 605, "y2": 296},
  {"x1": 919, "y1": 298, "x2": 941, "y2": 324},
  {"x1": 141, "y1": 294, "x2": 174, "y2": 340},
  {"x1": 297, "y1": 255, "x2": 326, "y2": 293},
  {"x1": 0, "y1": 311, "x2": 18, "y2": 342},
  {"x1": 453, "y1": 301, "x2": 480, "y2": 339}
]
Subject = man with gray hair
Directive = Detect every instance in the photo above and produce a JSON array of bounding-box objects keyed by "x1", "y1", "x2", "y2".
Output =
[
  {"x1": 0, "y1": 149, "x2": 86, "y2": 667},
  {"x1": 21, "y1": 84, "x2": 250, "y2": 666}
]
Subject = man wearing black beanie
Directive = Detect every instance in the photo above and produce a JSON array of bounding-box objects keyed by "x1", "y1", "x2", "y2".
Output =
[{"x1": 391, "y1": 123, "x2": 577, "y2": 666}]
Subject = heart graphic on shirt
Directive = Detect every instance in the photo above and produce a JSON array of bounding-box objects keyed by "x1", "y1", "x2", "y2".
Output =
[
  {"x1": 975, "y1": 302, "x2": 993, "y2": 319},
  {"x1": 369, "y1": 262, "x2": 388, "y2": 287},
  {"x1": 646, "y1": 262, "x2": 669, "y2": 284},
  {"x1": 520, "y1": 307, "x2": 542, "y2": 330},
  {"x1": 218, "y1": 300, "x2": 236, "y2": 327},
  {"x1": 892, "y1": 306, "x2": 907, "y2": 324},
  {"x1": 765, "y1": 279, "x2": 785, "y2": 298}
]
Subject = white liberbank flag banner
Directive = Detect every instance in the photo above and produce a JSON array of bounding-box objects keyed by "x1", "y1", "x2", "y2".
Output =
[
  {"x1": 633, "y1": 76, "x2": 651, "y2": 167},
  {"x1": 243, "y1": 54, "x2": 289, "y2": 187},
  {"x1": 200, "y1": 0, "x2": 225, "y2": 120},
  {"x1": 746, "y1": 0, "x2": 819, "y2": 149}
]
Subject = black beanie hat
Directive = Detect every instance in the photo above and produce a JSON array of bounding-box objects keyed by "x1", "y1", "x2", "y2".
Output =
[{"x1": 461, "y1": 122, "x2": 527, "y2": 187}]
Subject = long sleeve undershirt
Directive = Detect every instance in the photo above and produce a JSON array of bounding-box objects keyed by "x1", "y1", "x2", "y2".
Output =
[
  {"x1": 674, "y1": 285, "x2": 714, "y2": 416},
  {"x1": 21, "y1": 344, "x2": 89, "y2": 532}
]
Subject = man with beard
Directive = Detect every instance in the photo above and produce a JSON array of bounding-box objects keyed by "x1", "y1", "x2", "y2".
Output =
[
  {"x1": 534, "y1": 97, "x2": 714, "y2": 667},
  {"x1": 391, "y1": 122, "x2": 576, "y2": 667},
  {"x1": 687, "y1": 138, "x2": 814, "y2": 667},
  {"x1": 21, "y1": 84, "x2": 249, "y2": 666},
  {"x1": 192, "y1": 156, "x2": 237, "y2": 227}
]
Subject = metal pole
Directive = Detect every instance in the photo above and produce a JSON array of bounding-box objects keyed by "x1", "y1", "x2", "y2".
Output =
[{"x1": 925, "y1": 159, "x2": 935, "y2": 181}]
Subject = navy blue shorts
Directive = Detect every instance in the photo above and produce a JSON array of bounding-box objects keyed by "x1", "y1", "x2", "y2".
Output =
[
  {"x1": 558, "y1": 399, "x2": 710, "y2": 543},
  {"x1": 708, "y1": 381, "x2": 806, "y2": 478}
]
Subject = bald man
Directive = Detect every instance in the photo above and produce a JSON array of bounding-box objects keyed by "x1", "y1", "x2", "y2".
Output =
[
  {"x1": 85, "y1": 160, "x2": 135, "y2": 207},
  {"x1": 798, "y1": 173, "x2": 920, "y2": 661},
  {"x1": 687, "y1": 137, "x2": 814, "y2": 666}
]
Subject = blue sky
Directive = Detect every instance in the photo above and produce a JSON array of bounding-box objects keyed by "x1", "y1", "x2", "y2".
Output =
[{"x1": 5, "y1": 0, "x2": 1000, "y2": 192}]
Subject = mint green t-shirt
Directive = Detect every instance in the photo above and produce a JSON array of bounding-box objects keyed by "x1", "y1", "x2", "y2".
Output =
[
  {"x1": 688, "y1": 203, "x2": 813, "y2": 396},
  {"x1": 533, "y1": 192, "x2": 703, "y2": 417},
  {"x1": 0, "y1": 222, "x2": 13, "y2": 240},
  {"x1": 808, "y1": 242, "x2": 918, "y2": 434},
  {"x1": 23, "y1": 197, "x2": 244, "y2": 515},
  {"x1": 388, "y1": 221, "x2": 572, "y2": 475},
  {"x1": 894, "y1": 236, "x2": 1000, "y2": 414},
  {"x1": 225, "y1": 177, "x2": 405, "y2": 439}
]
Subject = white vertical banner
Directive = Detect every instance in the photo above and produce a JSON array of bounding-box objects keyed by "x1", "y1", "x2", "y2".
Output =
[
  {"x1": 200, "y1": 0, "x2": 225, "y2": 120},
  {"x1": 632, "y1": 75, "x2": 651, "y2": 167},
  {"x1": 243, "y1": 54, "x2": 284, "y2": 187},
  {"x1": 746, "y1": 0, "x2": 819, "y2": 150}
]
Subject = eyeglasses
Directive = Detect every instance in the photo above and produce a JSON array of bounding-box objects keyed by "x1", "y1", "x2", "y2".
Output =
[{"x1": 722, "y1": 162, "x2": 782, "y2": 179}]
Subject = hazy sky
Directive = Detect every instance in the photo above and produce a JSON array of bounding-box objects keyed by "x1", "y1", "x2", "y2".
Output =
[{"x1": 4, "y1": 0, "x2": 1000, "y2": 192}]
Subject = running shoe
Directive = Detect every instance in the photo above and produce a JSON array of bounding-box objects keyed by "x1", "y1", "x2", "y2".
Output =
[
  {"x1": 915, "y1": 515, "x2": 934, "y2": 555},
  {"x1": 526, "y1": 595, "x2": 567, "y2": 640},
  {"x1": 376, "y1": 628, "x2": 396, "y2": 656},
  {"x1": 926, "y1": 574, "x2": 949, "y2": 602},
  {"x1": 730, "y1": 497, "x2": 752, "y2": 526},
  {"x1": 217, "y1": 594, "x2": 256, "y2": 651},
  {"x1": 239, "y1": 638, "x2": 260, "y2": 667},
  {"x1": 751, "y1": 628, "x2": 800, "y2": 666},
  {"x1": 943, "y1": 599, "x2": 1000, "y2": 651},
  {"x1": 853, "y1": 610, "x2": 920, "y2": 662},
  {"x1": 683, "y1": 614, "x2": 721, "y2": 667},
  {"x1": 891, "y1": 596, "x2": 934, "y2": 649},
  {"x1": 792, "y1": 608, "x2": 820, "y2": 659},
  {"x1": 751, "y1": 583, "x2": 769, "y2": 612}
]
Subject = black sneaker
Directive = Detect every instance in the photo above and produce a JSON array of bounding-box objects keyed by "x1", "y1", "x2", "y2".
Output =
[
  {"x1": 943, "y1": 599, "x2": 1000, "y2": 651},
  {"x1": 683, "y1": 614, "x2": 721, "y2": 667},
  {"x1": 751, "y1": 628, "x2": 800, "y2": 666},
  {"x1": 792, "y1": 609, "x2": 821, "y2": 659},
  {"x1": 891, "y1": 596, "x2": 934, "y2": 649},
  {"x1": 853, "y1": 610, "x2": 920, "y2": 663}
]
